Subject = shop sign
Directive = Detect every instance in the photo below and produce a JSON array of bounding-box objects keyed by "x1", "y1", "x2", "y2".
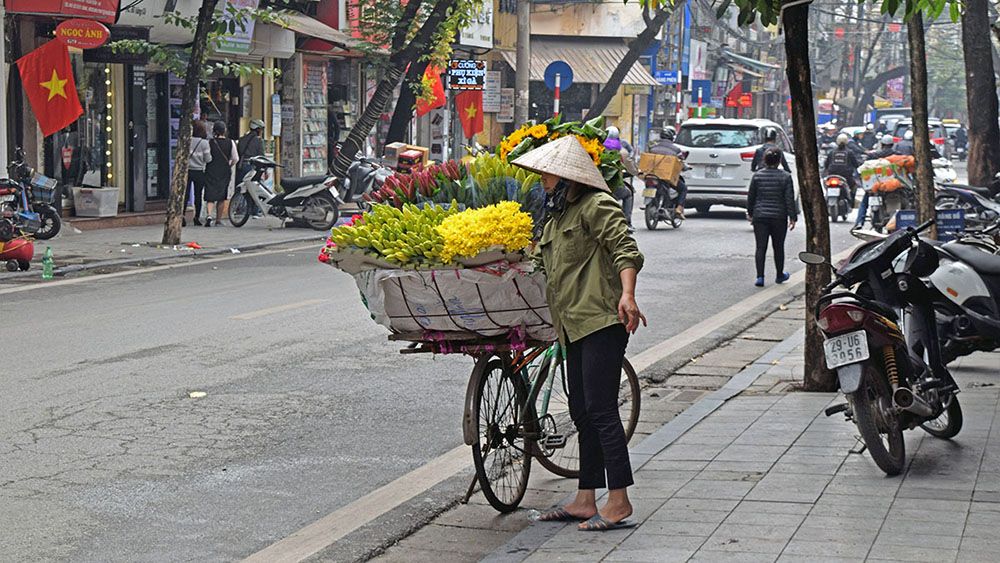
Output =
[
  {"x1": 498, "y1": 88, "x2": 514, "y2": 123},
  {"x1": 447, "y1": 59, "x2": 487, "y2": 91},
  {"x1": 56, "y1": 19, "x2": 110, "y2": 50},
  {"x1": 459, "y1": 1, "x2": 493, "y2": 49},
  {"x1": 483, "y1": 71, "x2": 501, "y2": 113},
  {"x1": 6, "y1": 0, "x2": 120, "y2": 25},
  {"x1": 217, "y1": 0, "x2": 260, "y2": 55},
  {"x1": 83, "y1": 26, "x2": 149, "y2": 64}
]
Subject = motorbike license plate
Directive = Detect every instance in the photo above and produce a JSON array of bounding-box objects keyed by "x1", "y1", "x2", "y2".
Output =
[
  {"x1": 824, "y1": 330, "x2": 870, "y2": 369},
  {"x1": 0, "y1": 195, "x2": 13, "y2": 202},
  {"x1": 705, "y1": 165, "x2": 722, "y2": 179},
  {"x1": 869, "y1": 195, "x2": 882, "y2": 209},
  {"x1": 826, "y1": 188, "x2": 841, "y2": 198},
  {"x1": 642, "y1": 188, "x2": 658, "y2": 198}
]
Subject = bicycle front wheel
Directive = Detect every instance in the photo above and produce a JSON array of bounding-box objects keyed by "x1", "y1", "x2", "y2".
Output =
[
  {"x1": 471, "y1": 356, "x2": 532, "y2": 513},
  {"x1": 533, "y1": 356, "x2": 641, "y2": 479}
]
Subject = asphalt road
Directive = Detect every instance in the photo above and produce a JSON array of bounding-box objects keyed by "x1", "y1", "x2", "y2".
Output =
[{"x1": 2, "y1": 208, "x2": 862, "y2": 561}]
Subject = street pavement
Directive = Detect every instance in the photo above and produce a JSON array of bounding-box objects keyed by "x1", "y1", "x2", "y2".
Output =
[
  {"x1": 0, "y1": 204, "x2": 861, "y2": 561},
  {"x1": 483, "y1": 337, "x2": 1000, "y2": 563}
]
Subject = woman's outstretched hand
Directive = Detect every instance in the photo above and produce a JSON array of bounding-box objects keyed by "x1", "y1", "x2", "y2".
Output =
[{"x1": 618, "y1": 293, "x2": 647, "y2": 333}]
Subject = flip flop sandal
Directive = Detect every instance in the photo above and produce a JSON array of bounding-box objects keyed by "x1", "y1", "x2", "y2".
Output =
[
  {"x1": 578, "y1": 514, "x2": 637, "y2": 532},
  {"x1": 537, "y1": 507, "x2": 586, "y2": 522}
]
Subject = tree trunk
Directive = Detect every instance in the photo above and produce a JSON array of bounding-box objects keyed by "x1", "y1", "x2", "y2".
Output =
[
  {"x1": 386, "y1": 59, "x2": 429, "y2": 144},
  {"x1": 908, "y1": 15, "x2": 937, "y2": 239},
  {"x1": 783, "y1": 2, "x2": 834, "y2": 392},
  {"x1": 332, "y1": 0, "x2": 456, "y2": 177},
  {"x1": 162, "y1": 0, "x2": 220, "y2": 246},
  {"x1": 588, "y1": 6, "x2": 672, "y2": 117},
  {"x1": 849, "y1": 66, "x2": 906, "y2": 125},
  {"x1": 963, "y1": 0, "x2": 1000, "y2": 186}
]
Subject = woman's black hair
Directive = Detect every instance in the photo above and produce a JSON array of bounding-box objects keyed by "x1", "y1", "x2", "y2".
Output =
[
  {"x1": 213, "y1": 120, "x2": 227, "y2": 136},
  {"x1": 764, "y1": 147, "x2": 782, "y2": 168}
]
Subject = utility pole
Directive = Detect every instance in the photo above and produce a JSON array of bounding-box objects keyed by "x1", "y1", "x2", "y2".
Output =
[
  {"x1": 514, "y1": 0, "x2": 530, "y2": 125},
  {"x1": 0, "y1": 3, "x2": 9, "y2": 176}
]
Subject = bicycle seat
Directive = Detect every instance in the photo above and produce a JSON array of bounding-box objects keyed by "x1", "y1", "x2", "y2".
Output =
[{"x1": 282, "y1": 175, "x2": 328, "y2": 191}]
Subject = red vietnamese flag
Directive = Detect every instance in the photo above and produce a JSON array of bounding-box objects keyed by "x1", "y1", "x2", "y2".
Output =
[
  {"x1": 456, "y1": 89, "x2": 484, "y2": 140},
  {"x1": 415, "y1": 65, "x2": 446, "y2": 117},
  {"x1": 17, "y1": 40, "x2": 83, "y2": 137}
]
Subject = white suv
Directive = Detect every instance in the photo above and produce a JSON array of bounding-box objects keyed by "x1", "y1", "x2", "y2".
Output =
[{"x1": 674, "y1": 118, "x2": 797, "y2": 213}]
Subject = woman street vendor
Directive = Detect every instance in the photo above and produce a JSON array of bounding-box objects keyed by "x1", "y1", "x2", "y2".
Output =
[{"x1": 512, "y1": 135, "x2": 646, "y2": 532}]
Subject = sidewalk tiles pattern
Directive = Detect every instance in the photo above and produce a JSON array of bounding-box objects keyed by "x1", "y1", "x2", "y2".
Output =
[{"x1": 486, "y1": 348, "x2": 1000, "y2": 563}]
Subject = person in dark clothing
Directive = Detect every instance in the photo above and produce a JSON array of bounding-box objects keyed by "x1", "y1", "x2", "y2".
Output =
[
  {"x1": 817, "y1": 124, "x2": 838, "y2": 148},
  {"x1": 953, "y1": 125, "x2": 968, "y2": 150},
  {"x1": 868, "y1": 135, "x2": 897, "y2": 160},
  {"x1": 751, "y1": 130, "x2": 791, "y2": 172},
  {"x1": 860, "y1": 124, "x2": 878, "y2": 150},
  {"x1": 237, "y1": 119, "x2": 266, "y2": 218},
  {"x1": 205, "y1": 120, "x2": 239, "y2": 227},
  {"x1": 648, "y1": 127, "x2": 688, "y2": 217},
  {"x1": 748, "y1": 148, "x2": 797, "y2": 287},
  {"x1": 894, "y1": 130, "x2": 914, "y2": 156},
  {"x1": 847, "y1": 130, "x2": 867, "y2": 160},
  {"x1": 823, "y1": 134, "x2": 862, "y2": 191}
]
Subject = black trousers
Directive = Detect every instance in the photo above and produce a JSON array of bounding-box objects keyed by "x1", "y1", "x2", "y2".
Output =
[
  {"x1": 566, "y1": 324, "x2": 634, "y2": 491},
  {"x1": 190, "y1": 170, "x2": 207, "y2": 219},
  {"x1": 753, "y1": 218, "x2": 788, "y2": 279}
]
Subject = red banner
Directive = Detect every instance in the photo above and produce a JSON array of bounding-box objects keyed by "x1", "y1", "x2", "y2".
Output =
[
  {"x1": 456, "y1": 90, "x2": 483, "y2": 140},
  {"x1": 6, "y1": 0, "x2": 120, "y2": 24}
]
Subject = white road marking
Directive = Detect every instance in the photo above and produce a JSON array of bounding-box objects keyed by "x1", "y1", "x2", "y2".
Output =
[
  {"x1": 241, "y1": 246, "x2": 858, "y2": 562},
  {"x1": 0, "y1": 244, "x2": 320, "y2": 296},
  {"x1": 230, "y1": 299, "x2": 329, "y2": 320},
  {"x1": 241, "y1": 445, "x2": 469, "y2": 563}
]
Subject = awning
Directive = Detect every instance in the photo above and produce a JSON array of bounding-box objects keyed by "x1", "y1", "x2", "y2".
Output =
[
  {"x1": 282, "y1": 13, "x2": 358, "y2": 50},
  {"x1": 500, "y1": 40, "x2": 658, "y2": 87},
  {"x1": 724, "y1": 62, "x2": 763, "y2": 79}
]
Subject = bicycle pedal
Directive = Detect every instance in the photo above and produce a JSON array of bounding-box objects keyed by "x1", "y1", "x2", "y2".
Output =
[{"x1": 542, "y1": 435, "x2": 567, "y2": 449}]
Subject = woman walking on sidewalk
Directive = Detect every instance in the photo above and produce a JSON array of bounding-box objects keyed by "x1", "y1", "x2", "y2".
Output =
[
  {"x1": 747, "y1": 147, "x2": 797, "y2": 287},
  {"x1": 188, "y1": 120, "x2": 212, "y2": 226},
  {"x1": 513, "y1": 136, "x2": 646, "y2": 532},
  {"x1": 204, "y1": 121, "x2": 239, "y2": 227}
]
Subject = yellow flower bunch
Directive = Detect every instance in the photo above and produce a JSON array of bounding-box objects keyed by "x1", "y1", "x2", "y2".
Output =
[
  {"x1": 527, "y1": 124, "x2": 548, "y2": 139},
  {"x1": 499, "y1": 124, "x2": 533, "y2": 161},
  {"x1": 575, "y1": 135, "x2": 605, "y2": 165},
  {"x1": 436, "y1": 201, "x2": 534, "y2": 262}
]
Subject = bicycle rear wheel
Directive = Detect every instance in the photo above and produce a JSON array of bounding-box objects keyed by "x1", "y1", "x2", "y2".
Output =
[
  {"x1": 533, "y1": 356, "x2": 641, "y2": 479},
  {"x1": 471, "y1": 356, "x2": 532, "y2": 513}
]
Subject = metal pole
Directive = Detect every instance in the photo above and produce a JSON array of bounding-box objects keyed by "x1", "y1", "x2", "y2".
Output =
[
  {"x1": 514, "y1": 0, "x2": 531, "y2": 125},
  {"x1": 553, "y1": 73, "x2": 560, "y2": 118},
  {"x1": 0, "y1": 3, "x2": 9, "y2": 177}
]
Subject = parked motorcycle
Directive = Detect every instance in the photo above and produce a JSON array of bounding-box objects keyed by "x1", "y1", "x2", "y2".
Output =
[
  {"x1": 935, "y1": 184, "x2": 1000, "y2": 231},
  {"x1": 933, "y1": 157, "x2": 958, "y2": 184},
  {"x1": 342, "y1": 156, "x2": 392, "y2": 211},
  {"x1": 229, "y1": 156, "x2": 339, "y2": 231},
  {"x1": 641, "y1": 174, "x2": 683, "y2": 230},
  {"x1": 802, "y1": 220, "x2": 962, "y2": 476},
  {"x1": 0, "y1": 148, "x2": 61, "y2": 240},
  {"x1": 824, "y1": 175, "x2": 852, "y2": 222}
]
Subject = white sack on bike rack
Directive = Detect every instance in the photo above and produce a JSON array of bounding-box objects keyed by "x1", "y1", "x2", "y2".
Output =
[{"x1": 353, "y1": 263, "x2": 556, "y2": 342}]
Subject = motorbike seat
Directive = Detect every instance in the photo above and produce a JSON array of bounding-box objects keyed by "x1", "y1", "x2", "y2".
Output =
[
  {"x1": 943, "y1": 242, "x2": 1000, "y2": 276},
  {"x1": 941, "y1": 183, "x2": 992, "y2": 198},
  {"x1": 282, "y1": 175, "x2": 328, "y2": 191}
]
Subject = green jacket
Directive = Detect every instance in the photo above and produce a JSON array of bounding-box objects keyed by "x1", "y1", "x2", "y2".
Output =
[{"x1": 535, "y1": 188, "x2": 644, "y2": 344}]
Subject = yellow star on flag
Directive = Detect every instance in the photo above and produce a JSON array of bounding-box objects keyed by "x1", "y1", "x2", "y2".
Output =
[
  {"x1": 40, "y1": 69, "x2": 68, "y2": 101},
  {"x1": 464, "y1": 103, "x2": 477, "y2": 120}
]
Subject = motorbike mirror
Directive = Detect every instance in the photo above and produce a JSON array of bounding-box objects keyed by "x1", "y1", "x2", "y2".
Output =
[{"x1": 798, "y1": 251, "x2": 827, "y2": 265}]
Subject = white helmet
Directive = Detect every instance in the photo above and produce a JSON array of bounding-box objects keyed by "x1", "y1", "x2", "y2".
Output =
[
  {"x1": 904, "y1": 130, "x2": 914, "y2": 140},
  {"x1": 836, "y1": 133, "x2": 850, "y2": 147},
  {"x1": 663, "y1": 126, "x2": 677, "y2": 141},
  {"x1": 880, "y1": 134, "x2": 895, "y2": 146},
  {"x1": 606, "y1": 126, "x2": 620, "y2": 139},
  {"x1": 866, "y1": 123, "x2": 875, "y2": 131}
]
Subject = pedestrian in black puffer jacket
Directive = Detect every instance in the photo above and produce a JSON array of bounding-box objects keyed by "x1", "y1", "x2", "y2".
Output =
[{"x1": 747, "y1": 147, "x2": 798, "y2": 287}]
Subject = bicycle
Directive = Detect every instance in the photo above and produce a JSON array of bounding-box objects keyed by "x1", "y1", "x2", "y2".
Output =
[{"x1": 462, "y1": 341, "x2": 640, "y2": 513}]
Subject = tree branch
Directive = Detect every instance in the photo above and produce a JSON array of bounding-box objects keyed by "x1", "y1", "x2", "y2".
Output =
[{"x1": 391, "y1": 0, "x2": 425, "y2": 52}]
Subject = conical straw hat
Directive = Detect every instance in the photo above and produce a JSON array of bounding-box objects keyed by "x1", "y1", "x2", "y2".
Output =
[{"x1": 512, "y1": 135, "x2": 609, "y2": 192}]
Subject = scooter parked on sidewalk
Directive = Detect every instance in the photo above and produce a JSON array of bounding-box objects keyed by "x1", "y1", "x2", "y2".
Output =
[
  {"x1": 824, "y1": 175, "x2": 852, "y2": 222},
  {"x1": 341, "y1": 156, "x2": 393, "y2": 211},
  {"x1": 0, "y1": 148, "x2": 61, "y2": 240},
  {"x1": 229, "y1": 156, "x2": 339, "y2": 231},
  {"x1": 802, "y1": 220, "x2": 963, "y2": 476}
]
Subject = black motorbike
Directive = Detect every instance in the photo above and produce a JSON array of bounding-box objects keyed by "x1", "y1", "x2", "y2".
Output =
[
  {"x1": 641, "y1": 174, "x2": 683, "y2": 230},
  {"x1": 802, "y1": 220, "x2": 962, "y2": 476},
  {"x1": 823, "y1": 174, "x2": 852, "y2": 223},
  {"x1": 341, "y1": 156, "x2": 392, "y2": 211}
]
